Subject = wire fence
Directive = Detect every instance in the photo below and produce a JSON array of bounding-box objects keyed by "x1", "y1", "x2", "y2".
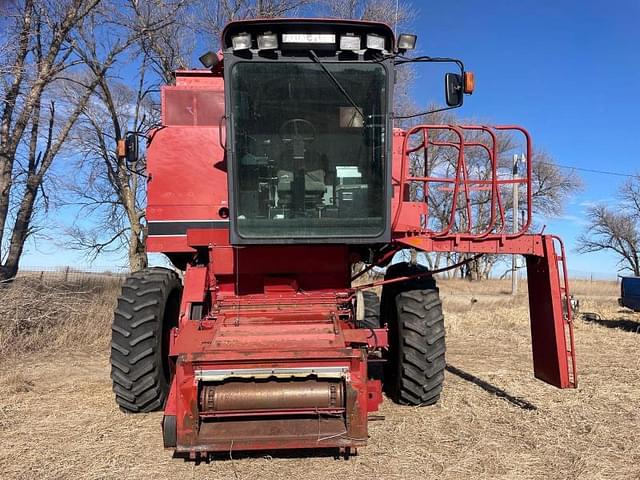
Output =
[
  {"x1": 16, "y1": 266, "x2": 128, "y2": 288},
  {"x1": 568, "y1": 269, "x2": 623, "y2": 282},
  {"x1": 14, "y1": 265, "x2": 623, "y2": 290}
]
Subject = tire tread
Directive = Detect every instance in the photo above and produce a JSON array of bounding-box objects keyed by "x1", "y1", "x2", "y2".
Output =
[
  {"x1": 110, "y1": 268, "x2": 181, "y2": 413},
  {"x1": 382, "y1": 262, "x2": 446, "y2": 407}
]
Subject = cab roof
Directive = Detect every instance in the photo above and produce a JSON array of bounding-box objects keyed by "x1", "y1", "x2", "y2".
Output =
[{"x1": 222, "y1": 18, "x2": 396, "y2": 51}]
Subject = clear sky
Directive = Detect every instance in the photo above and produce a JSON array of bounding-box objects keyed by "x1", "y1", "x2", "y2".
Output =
[
  {"x1": 20, "y1": 0, "x2": 640, "y2": 278},
  {"x1": 406, "y1": 0, "x2": 640, "y2": 278}
]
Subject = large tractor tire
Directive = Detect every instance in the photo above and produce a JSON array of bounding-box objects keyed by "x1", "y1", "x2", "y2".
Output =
[
  {"x1": 381, "y1": 262, "x2": 445, "y2": 406},
  {"x1": 110, "y1": 267, "x2": 182, "y2": 413}
]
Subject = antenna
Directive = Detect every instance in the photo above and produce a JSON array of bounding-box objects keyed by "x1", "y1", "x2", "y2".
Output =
[{"x1": 394, "y1": 0, "x2": 399, "y2": 35}]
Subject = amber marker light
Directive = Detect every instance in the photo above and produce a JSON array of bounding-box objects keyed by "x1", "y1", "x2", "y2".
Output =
[
  {"x1": 116, "y1": 139, "x2": 126, "y2": 158},
  {"x1": 464, "y1": 72, "x2": 475, "y2": 94}
]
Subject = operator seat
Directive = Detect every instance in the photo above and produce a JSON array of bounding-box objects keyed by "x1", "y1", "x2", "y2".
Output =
[
  {"x1": 276, "y1": 149, "x2": 329, "y2": 208},
  {"x1": 277, "y1": 168, "x2": 326, "y2": 194}
]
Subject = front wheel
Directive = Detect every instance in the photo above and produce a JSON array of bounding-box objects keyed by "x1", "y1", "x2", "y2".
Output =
[
  {"x1": 382, "y1": 263, "x2": 446, "y2": 406},
  {"x1": 110, "y1": 268, "x2": 182, "y2": 413}
]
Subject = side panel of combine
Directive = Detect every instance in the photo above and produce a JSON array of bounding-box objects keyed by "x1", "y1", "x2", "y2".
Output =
[{"x1": 146, "y1": 72, "x2": 228, "y2": 255}]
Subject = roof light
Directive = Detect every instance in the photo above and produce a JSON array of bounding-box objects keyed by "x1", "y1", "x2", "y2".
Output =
[
  {"x1": 397, "y1": 33, "x2": 417, "y2": 51},
  {"x1": 282, "y1": 33, "x2": 336, "y2": 44},
  {"x1": 257, "y1": 33, "x2": 278, "y2": 50},
  {"x1": 198, "y1": 51, "x2": 218, "y2": 68},
  {"x1": 232, "y1": 33, "x2": 252, "y2": 51},
  {"x1": 366, "y1": 34, "x2": 385, "y2": 51},
  {"x1": 340, "y1": 35, "x2": 361, "y2": 51}
]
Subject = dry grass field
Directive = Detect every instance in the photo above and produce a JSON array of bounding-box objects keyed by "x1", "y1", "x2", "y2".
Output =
[{"x1": 1, "y1": 276, "x2": 639, "y2": 479}]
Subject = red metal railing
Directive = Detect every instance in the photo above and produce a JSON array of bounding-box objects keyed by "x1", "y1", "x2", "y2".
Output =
[{"x1": 393, "y1": 125, "x2": 532, "y2": 239}]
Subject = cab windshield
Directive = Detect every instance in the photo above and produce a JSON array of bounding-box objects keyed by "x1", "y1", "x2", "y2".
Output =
[{"x1": 230, "y1": 61, "x2": 387, "y2": 239}]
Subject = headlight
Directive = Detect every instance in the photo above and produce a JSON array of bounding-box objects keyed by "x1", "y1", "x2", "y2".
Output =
[
  {"x1": 397, "y1": 33, "x2": 417, "y2": 50},
  {"x1": 340, "y1": 35, "x2": 361, "y2": 51},
  {"x1": 257, "y1": 33, "x2": 278, "y2": 50},
  {"x1": 232, "y1": 33, "x2": 252, "y2": 51},
  {"x1": 366, "y1": 34, "x2": 385, "y2": 51}
]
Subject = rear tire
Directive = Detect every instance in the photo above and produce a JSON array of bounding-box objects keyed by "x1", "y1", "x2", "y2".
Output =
[
  {"x1": 358, "y1": 290, "x2": 381, "y2": 329},
  {"x1": 382, "y1": 262, "x2": 445, "y2": 406},
  {"x1": 110, "y1": 267, "x2": 182, "y2": 413}
]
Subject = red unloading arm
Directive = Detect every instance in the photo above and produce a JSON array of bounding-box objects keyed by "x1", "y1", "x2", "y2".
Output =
[
  {"x1": 391, "y1": 124, "x2": 576, "y2": 389},
  {"x1": 525, "y1": 236, "x2": 577, "y2": 388}
]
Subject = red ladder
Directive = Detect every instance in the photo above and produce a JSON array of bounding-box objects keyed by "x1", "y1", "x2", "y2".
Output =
[{"x1": 552, "y1": 236, "x2": 578, "y2": 388}]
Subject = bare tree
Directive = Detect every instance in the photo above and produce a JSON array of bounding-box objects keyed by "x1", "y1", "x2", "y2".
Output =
[
  {"x1": 0, "y1": 0, "x2": 103, "y2": 280},
  {"x1": 530, "y1": 150, "x2": 583, "y2": 217},
  {"x1": 136, "y1": 0, "x2": 195, "y2": 84},
  {"x1": 577, "y1": 174, "x2": 640, "y2": 276},
  {"x1": 60, "y1": 0, "x2": 187, "y2": 271},
  {"x1": 321, "y1": 0, "x2": 414, "y2": 26},
  {"x1": 196, "y1": 0, "x2": 314, "y2": 45},
  {"x1": 0, "y1": 0, "x2": 183, "y2": 280},
  {"x1": 65, "y1": 71, "x2": 153, "y2": 271}
]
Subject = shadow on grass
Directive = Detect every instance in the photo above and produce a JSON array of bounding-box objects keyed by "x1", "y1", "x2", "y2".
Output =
[
  {"x1": 582, "y1": 312, "x2": 640, "y2": 333},
  {"x1": 445, "y1": 364, "x2": 537, "y2": 411}
]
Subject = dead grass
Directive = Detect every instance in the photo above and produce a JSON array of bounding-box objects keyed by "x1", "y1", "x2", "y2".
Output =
[
  {"x1": 0, "y1": 277, "x2": 119, "y2": 359},
  {"x1": 0, "y1": 278, "x2": 639, "y2": 479},
  {"x1": 437, "y1": 277, "x2": 619, "y2": 297}
]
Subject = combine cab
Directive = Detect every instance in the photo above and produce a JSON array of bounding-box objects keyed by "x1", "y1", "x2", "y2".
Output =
[{"x1": 111, "y1": 18, "x2": 577, "y2": 459}]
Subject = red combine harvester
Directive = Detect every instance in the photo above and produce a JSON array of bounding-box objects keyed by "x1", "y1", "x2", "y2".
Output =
[{"x1": 111, "y1": 18, "x2": 577, "y2": 459}]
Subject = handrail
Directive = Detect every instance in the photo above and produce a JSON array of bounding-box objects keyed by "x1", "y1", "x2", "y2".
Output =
[{"x1": 393, "y1": 124, "x2": 533, "y2": 240}]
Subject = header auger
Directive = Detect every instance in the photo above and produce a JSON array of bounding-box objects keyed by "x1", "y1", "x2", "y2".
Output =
[{"x1": 111, "y1": 18, "x2": 576, "y2": 459}]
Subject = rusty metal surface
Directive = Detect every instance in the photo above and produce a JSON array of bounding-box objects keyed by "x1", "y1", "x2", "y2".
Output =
[
  {"x1": 200, "y1": 379, "x2": 344, "y2": 412},
  {"x1": 185, "y1": 416, "x2": 356, "y2": 453}
]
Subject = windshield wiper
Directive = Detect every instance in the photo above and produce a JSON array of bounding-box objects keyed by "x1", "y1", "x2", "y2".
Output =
[{"x1": 309, "y1": 50, "x2": 366, "y2": 122}]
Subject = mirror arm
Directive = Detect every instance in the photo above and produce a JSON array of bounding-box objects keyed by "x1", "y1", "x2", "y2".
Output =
[
  {"x1": 394, "y1": 104, "x2": 461, "y2": 120},
  {"x1": 124, "y1": 130, "x2": 148, "y2": 139},
  {"x1": 394, "y1": 56, "x2": 464, "y2": 71},
  {"x1": 392, "y1": 56, "x2": 466, "y2": 120}
]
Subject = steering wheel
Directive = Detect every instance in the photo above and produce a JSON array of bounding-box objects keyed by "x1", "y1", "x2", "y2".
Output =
[{"x1": 279, "y1": 118, "x2": 316, "y2": 144}]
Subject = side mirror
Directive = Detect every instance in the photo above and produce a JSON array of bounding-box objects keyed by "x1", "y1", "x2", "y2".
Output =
[
  {"x1": 117, "y1": 133, "x2": 139, "y2": 163},
  {"x1": 124, "y1": 133, "x2": 138, "y2": 164},
  {"x1": 445, "y1": 73, "x2": 463, "y2": 107},
  {"x1": 445, "y1": 71, "x2": 475, "y2": 107}
]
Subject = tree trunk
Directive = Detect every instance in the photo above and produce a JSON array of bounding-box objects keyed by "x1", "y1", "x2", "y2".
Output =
[
  {"x1": 128, "y1": 230, "x2": 148, "y2": 272},
  {"x1": 0, "y1": 152, "x2": 14, "y2": 245},
  {"x1": 0, "y1": 179, "x2": 38, "y2": 281}
]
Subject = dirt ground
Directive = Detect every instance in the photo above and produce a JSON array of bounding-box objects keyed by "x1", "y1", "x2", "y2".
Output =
[{"x1": 1, "y1": 279, "x2": 639, "y2": 479}]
